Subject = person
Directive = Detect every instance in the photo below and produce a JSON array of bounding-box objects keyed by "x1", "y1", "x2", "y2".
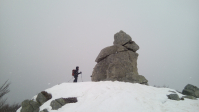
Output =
[{"x1": 73, "y1": 66, "x2": 82, "y2": 83}]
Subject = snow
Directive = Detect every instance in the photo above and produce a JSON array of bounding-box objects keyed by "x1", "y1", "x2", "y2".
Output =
[{"x1": 17, "y1": 81, "x2": 199, "y2": 112}]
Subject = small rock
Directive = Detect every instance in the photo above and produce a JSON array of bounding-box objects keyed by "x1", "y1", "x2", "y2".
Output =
[
  {"x1": 40, "y1": 109, "x2": 49, "y2": 112},
  {"x1": 168, "y1": 90, "x2": 176, "y2": 93},
  {"x1": 167, "y1": 94, "x2": 180, "y2": 101},
  {"x1": 41, "y1": 91, "x2": 52, "y2": 100},
  {"x1": 182, "y1": 95, "x2": 197, "y2": 100},
  {"x1": 180, "y1": 97, "x2": 184, "y2": 100},
  {"x1": 50, "y1": 100, "x2": 62, "y2": 110},
  {"x1": 36, "y1": 93, "x2": 47, "y2": 105},
  {"x1": 64, "y1": 97, "x2": 78, "y2": 104},
  {"x1": 56, "y1": 98, "x2": 66, "y2": 105}
]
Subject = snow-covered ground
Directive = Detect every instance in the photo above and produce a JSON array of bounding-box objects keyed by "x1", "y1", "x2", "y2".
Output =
[{"x1": 17, "y1": 81, "x2": 199, "y2": 112}]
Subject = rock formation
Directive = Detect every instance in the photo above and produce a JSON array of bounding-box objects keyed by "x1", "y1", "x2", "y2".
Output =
[
  {"x1": 36, "y1": 91, "x2": 52, "y2": 105},
  {"x1": 20, "y1": 89, "x2": 78, "y2": 111},
  {"x1": 50, "y1": 97, "x2": 78, "y2": 110},
  {"x1": 20, "y1": 100, "x2": 40, "y2": 112},
  {"x1": 20, "y1": 91, "x2": 52, "y2": 112},
  {"x1": 182, "y1": 84, "x2": 199, "y2": 98},
  {"x1": 166, "y1": 84, "x2": 199, "y2": 101},
  {"x1": 91, "y1": 30, "x2": 148, "y2": 85},
  {"x1": 167, "y1": 94, "x2": 180, "y2": 101}
]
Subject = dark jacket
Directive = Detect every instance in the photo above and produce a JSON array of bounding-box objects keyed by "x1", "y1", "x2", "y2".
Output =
[{"x1": 74, "y1": 69, "x2": 81, "y2": 77}]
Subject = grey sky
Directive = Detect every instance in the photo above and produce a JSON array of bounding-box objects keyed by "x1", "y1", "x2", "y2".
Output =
[{"x1": 0, "y1": 0, "x2": 199, "y2": 104}]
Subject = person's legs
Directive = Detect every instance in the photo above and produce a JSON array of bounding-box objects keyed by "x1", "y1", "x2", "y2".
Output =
[{"x1": 73, "y1": 77, "x2": 78, "y2": 82}]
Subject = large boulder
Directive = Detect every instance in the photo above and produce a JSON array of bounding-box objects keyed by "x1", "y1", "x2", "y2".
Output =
[
  {"x1": 105, "y1": 51, "x2": 138, "y2": 78},
  {"x1": 36, "y1": 91, "x2": 52, "y2": 105},
  {"x1": 92, "y1": 31, "x2": 148, "y2": 85},
  {"x1": 36, "y1": 93, "x2": 47, "y2": 105},
  {"x1": 50, "y1": 97, "x2": 78, "y2": 110},
  {"x1": 95, "y1": 45, "x2": 127, "y2": 63},
  {"x1": 113, "y1": 30, "x2": 132, "y2": 45},
  {"x1": 50, "y1": 98, "x2": 64, "y2": 110},
  {"x1": 92, "y1": 59, "x2": 109, "y2": 81},
  {"x1": 182, "y1": 84, "x2": 199, "y2": 98},
  {"x1": 167, "y1": 94, "x2": 180, "y2": 101},
  {"x1": 124, "y1": 41, "x2": 139, "y2": 52},
  {"x1": 21, "y1": 100, "x2": 40, "y2": 112}
]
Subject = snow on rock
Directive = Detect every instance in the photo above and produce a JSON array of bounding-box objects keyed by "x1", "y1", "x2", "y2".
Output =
[{"x1": 17, "y1": 81, "x2": 199, "y2": 112}]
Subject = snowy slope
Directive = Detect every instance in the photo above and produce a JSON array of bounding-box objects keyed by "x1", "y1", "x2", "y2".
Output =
[{"x1": 17, "y1": 81, "x2": 199, "y2": 112}]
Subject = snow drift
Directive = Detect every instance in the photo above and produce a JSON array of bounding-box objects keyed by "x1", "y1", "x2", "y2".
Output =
[{"x1": 17, "y1": 81, "x2": 199, "y2": 112}]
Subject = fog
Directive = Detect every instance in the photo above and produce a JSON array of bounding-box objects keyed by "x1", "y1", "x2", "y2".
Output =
[{"x1": 0, "y1": 0, "x2": 199, "y2": 104}]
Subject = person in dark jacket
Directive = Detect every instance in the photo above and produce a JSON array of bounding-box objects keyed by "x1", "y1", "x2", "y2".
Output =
[{"x1": 73, "y1": 66, "x2": 82, "y2": 83}]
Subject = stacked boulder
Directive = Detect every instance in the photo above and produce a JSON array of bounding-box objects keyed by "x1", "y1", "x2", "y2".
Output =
[{"x1": 91, "y1": 30, "x2": 148, "y2": 85}]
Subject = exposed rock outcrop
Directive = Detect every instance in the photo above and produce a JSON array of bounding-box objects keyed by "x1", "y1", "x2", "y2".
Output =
[
  {"x1": 20, "y1": 90, "x2": 77, "y2": 111},
  {"x1": 50, "y1": 97, "x2": 78, "y2": 110},
  {"x1": 167, "y1": 94, "x2": 180, "y2": 101},
  {"x1": 20, "y1": 91, "x2": 52, "y2": 112},
  {"x1": 92, "y1": 30, "x2": 148, "y2": 85},
  {"x1": 182, "y1": 84, "x2": 199, "y2": 98},
  {"x1": 20, "y1": 100, "x2": 40, "y2": 112},
  {"x1": 36, "y1": 91, "x2": 52, "y2": 105},
  {"x1": 50, "y1": 98, "x2": 64, "y2": 110}
]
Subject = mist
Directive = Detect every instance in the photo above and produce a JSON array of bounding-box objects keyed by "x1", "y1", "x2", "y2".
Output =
[{"x1": 0, "y1": 0, "x2": 199, "y2": 104}]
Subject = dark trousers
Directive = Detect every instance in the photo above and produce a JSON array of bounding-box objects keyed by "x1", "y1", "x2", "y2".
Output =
[{"x1": 73, "y1": 76, "x2": 78, "y2": 83}]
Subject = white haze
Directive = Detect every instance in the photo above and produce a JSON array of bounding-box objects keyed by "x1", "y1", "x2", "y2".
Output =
[{"x1": 0, "y1": 0, "x2": 199, "y2": 104}]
